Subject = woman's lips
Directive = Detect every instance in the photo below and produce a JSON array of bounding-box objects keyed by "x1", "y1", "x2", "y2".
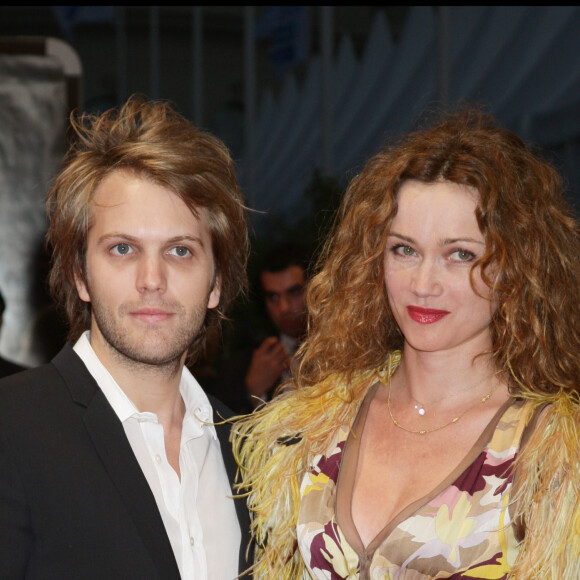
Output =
[{"x1": 407, "y1": 306, "x2": 450, "y2": 324}]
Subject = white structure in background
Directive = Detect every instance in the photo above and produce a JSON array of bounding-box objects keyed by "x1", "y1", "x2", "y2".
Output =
[
  {"x1": 238, "y1": 6, "x2": 580, "y2": 234},
  {"x1": 0, "y1": 37, "x2": 81, "y2": 366}
]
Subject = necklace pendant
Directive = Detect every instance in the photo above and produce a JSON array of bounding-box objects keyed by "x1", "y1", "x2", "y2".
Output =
[{"x1": 386, "y1": 366, "x2": 498, "y2": 437}]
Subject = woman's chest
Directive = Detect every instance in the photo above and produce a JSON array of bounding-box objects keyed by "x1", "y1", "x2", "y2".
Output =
[{"x1": 296, "y1": 401, "x2": 528, "y2": 579}]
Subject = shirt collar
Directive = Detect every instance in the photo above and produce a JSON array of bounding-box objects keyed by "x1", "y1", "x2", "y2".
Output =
[
  {"x1": 73, "y1": 331, "x2": 217, "y2": 439},
  {"x1": 279, "y1": 332, "x2": 299, "y2": 355}
]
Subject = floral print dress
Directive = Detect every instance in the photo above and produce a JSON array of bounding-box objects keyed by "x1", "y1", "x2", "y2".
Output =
[{"x1": 297, "y1": 383, "x2": 534, "y2": 579}]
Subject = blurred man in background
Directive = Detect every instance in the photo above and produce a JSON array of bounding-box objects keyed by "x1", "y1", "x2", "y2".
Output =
[{"x1": 215, "y1": 243, "x2": 309, "y2": 413}]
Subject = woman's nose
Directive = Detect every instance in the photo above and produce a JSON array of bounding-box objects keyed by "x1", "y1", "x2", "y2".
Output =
[{"x1": 411, "y1": 259, "x2": 443, "y2": 296}]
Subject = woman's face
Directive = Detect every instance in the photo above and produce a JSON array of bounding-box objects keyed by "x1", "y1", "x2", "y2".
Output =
[{"x1": 384, "y1": 180, "x2": 493, "y2": 356}]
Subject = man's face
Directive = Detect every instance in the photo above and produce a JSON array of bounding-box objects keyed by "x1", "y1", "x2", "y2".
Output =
[
  {"x1": 261, "y1": 265, "x2": 307, "y2": 338},
  {"x1": 75, "y1": 170, "x2": 220, "y2": 369}
]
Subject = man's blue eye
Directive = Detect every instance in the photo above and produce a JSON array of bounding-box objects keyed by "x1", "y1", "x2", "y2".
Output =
[
  {"x1": 171, "y1": 246, "x2": 191, "y2": 257},
  {"x1": 113, "y1": 243, "x2": 131, "y2": 255}
]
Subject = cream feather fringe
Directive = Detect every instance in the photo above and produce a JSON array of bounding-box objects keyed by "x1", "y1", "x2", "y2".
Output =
[
  {"x1": 508, "y1": 392, "x2": 580, "y2": 579},
  {"x1": 232, "y1": 362, "x2": 388, "y2": 579},
  {"x1": 233, "y1": 352, "x2": 580, "y2": 579}
]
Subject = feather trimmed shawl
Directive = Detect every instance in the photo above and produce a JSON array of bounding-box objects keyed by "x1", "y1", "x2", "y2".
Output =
[
  {"x1": 232, "y1": 352, "x2": 580, "y2": 579},
  {"x1": 508, "y1": 393, "x2": 580, "y2": 578},
  {"x1": 232, "y1": 360, "x2": 391, "y2": 578}
]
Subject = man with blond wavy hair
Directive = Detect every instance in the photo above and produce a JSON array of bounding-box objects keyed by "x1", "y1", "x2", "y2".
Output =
[{"x1": 0, "y1": 96, "x2": 251, "y2": 579}]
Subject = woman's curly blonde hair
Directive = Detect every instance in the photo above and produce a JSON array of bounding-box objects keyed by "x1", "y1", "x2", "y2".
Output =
[
  {"x1": 297, "y1": 108, "x2": 580, "y2": 399},
  {"x1": 233, "y1": 108, "x2": 580, "y2": 578}
]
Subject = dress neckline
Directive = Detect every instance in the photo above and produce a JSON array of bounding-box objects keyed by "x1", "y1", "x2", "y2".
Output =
[{"x1": 335, "y1": 381, "x2": 518, "y2": 556}]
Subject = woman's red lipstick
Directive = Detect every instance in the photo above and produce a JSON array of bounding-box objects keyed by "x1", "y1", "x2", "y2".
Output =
[{"x1": 407, "y1": 306, "x2": 450, "y2": 324}]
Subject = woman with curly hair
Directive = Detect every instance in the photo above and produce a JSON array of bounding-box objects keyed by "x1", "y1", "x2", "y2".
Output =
[{"x1": 233, "y1": 109, "x2": 580, "y2": 579}]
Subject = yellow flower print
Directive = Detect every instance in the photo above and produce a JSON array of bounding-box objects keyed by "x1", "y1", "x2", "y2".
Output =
[
  {"x1": 321, "y1": 524, "x2": 359, "y2": 579},
  {"x1": 303, "y1": 472, "x2": 330, "y2": 496},
  {"x1": 463, "y1": 491, "x2": 514, "y2": 578},
  {"x1": 435, "y1": 492, "x2": 477, "y2": 565}
]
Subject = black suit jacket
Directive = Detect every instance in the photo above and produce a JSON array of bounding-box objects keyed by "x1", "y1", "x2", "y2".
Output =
[
  {"x1": 0, "y1": 354, "x2": 27, "y2": 379},
  {"x1": 0, "y1": 344, "x2": 251, "y2": 579}
]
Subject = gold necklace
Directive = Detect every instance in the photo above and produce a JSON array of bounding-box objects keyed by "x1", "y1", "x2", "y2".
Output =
[
  {"x1": 406, "y1": 372, "x2": 496, "y2": 417},
  {"x1": 386, "y1": 376, "x2": 499, "y2": 435}
]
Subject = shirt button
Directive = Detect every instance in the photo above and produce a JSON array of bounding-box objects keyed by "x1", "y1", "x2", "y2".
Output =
[
  {"x1": 190, "y1": 536, "x2": 195, "y2": 547},
  {"x1": 155, "y1": 454, "x2": 162, "y2": 464}
]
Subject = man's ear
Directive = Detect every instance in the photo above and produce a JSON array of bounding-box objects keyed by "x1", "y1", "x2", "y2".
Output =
[
  {"x1": 74, "y1": 272, "x2": 91, "y2": 304},
  {"x1": 208, "y1": 275, "x2": 221, "y2": 310}
]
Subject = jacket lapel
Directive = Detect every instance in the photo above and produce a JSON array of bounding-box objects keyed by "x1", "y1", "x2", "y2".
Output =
[
  {"x1": 208, "y1": 394, "x2": 253, "y2": 576},
  {"x1": 53, "y1": 345, "x2": 181, "y2": 580}
]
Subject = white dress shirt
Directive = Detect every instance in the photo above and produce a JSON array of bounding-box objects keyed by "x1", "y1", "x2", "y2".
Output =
[
  {"x1": 279, "y1": 332, "x2": 299, "y2": 384},
  {"x1": 74, "y1": 331, "x2": 241, "y2": 579}
]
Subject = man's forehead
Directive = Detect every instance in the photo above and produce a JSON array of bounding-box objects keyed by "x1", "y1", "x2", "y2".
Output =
[
  {"x1": 83, "y1": 171, "x2": 214, "y2": 256},
  {"x1": 261, "y1": 265, "x2": 305, "y2": 292},
  {"x1": 88, "y1": 170, "x2": 208, "y2": 223}
]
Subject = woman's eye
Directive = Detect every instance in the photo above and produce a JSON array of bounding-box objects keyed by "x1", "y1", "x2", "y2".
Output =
[
  {"x1": 452, "y1": 249, "x2": 476, "y2": 262},
  {"x1": 392, "y1": 244, "x2": 415, "y2": 257},
  {"x1": 170, "y1": 246, "x2": 191, "y2": 257},
  {"x1": 111, "y1": 243, "x2": 132, "y2": 255}
]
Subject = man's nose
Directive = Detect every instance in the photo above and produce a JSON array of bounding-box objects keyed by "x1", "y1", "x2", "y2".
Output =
[
  {"x1": 278, "y1": 294, "x2": 292, "y2": 313},
  {"x1": 136, "y1": 254, "x2": 167, "y2": 293}
]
